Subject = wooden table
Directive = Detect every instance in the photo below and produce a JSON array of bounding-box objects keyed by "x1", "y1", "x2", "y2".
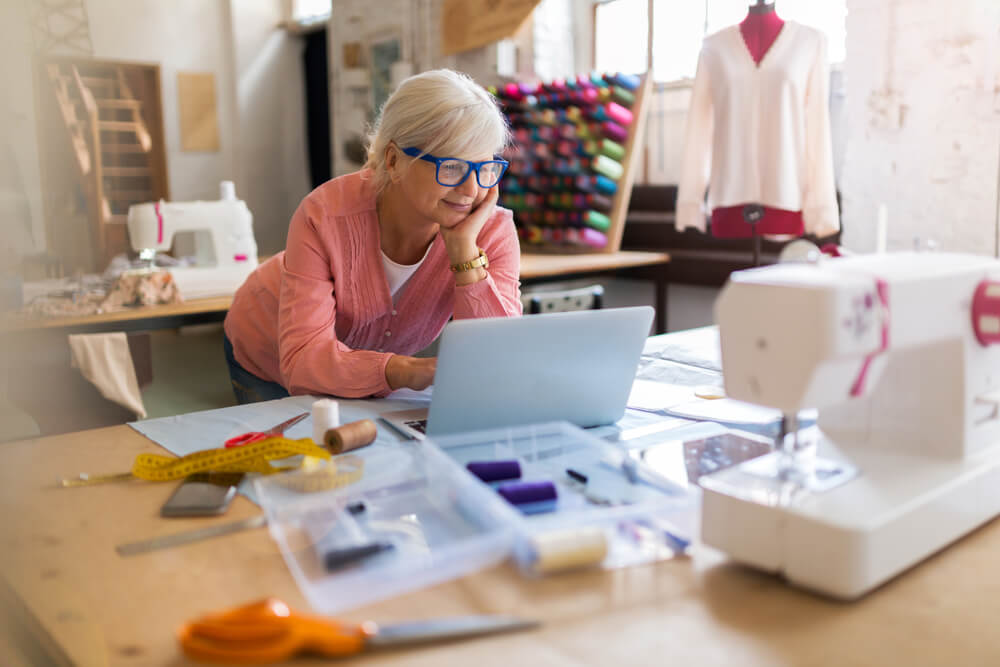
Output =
[
  {"x1": 2, "y1": 295, "x2": 234, "y2": 335},
  {"x1": 521, "y1": 251, "x2": 671, "y2": 333},
  {"x1": 3, "y1": 424, "x2": 1000, "y2": 665},
  {"x1": 4, "y1": 251, "x2": 671, "y2": 336}
]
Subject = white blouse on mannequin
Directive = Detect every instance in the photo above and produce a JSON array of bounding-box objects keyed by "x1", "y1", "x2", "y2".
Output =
[{"x1": 676, "y1": 21, "x2": 840, "y2": 236}]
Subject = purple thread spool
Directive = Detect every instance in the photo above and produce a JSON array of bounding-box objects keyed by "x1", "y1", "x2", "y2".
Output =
[
  {"x1": 498, "y1": 480, "x2": 558, "y2": 505},
  {"x1": 601, "y1": 121, "x2": 628, "y2": 143},
  {"x1": 519, "y1": 81, "x2": 538, "y2": 96},
  {"x1": 580, "y1": 227, "x2": 607, "y2": 248},
  {"x1": 467, "y1": 460, "x2": 522, "y2": 483}
]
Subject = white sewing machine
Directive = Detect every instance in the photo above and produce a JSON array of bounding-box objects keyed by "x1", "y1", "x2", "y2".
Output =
[
  {"x1": 700, "y1": 251, "x2": 1000, "y2": 599},
  {"x1": 127, "y1": 181, "x2": 258, "y2": 299}
]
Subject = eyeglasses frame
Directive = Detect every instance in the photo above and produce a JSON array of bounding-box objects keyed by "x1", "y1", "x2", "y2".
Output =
[{"x1": 400, "y1": 146, "x2": 509, "y2": 188}]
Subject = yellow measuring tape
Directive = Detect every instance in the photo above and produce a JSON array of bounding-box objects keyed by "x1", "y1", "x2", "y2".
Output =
[
  {"x1": 266, "y1": 454, "x2": 365, "y2": 494},
  {"x1": 130, "y1": 436, "x2": 329, "y2": 481},
  {"x1": 62, "y1": 437, "x2": 365, "y2": 488}
]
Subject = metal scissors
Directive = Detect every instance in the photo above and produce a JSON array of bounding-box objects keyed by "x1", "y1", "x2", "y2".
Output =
[
  {"x1": 224, "y1": 413, "x2": 309, "y2": 448},
  {"x1": 177, "y1": 598, "x2": 538, "y2": 663}
]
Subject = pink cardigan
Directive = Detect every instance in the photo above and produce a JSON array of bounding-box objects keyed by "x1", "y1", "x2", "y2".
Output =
[{"x1": 224, "y1": 170, "x2": 523, "y2": 398}]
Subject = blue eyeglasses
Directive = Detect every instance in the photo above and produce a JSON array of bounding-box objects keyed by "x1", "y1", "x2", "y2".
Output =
[{"x1": 401, "y1": 147, "x2": 509, "y2": 188}]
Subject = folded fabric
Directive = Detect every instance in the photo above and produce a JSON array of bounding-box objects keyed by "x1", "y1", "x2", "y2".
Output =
[{"x1": 68, "y1": 332, "x2": 147, "y2": 419}]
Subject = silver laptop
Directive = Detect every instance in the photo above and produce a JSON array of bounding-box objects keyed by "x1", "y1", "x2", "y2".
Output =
[{"x1": 381, "y1": 306, "x2": 654, "y2": 439}]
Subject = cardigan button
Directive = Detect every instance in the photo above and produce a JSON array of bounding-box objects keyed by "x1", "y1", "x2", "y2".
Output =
[{"x1": 385, "y1": 331, "x2": 391, "y2": 337}]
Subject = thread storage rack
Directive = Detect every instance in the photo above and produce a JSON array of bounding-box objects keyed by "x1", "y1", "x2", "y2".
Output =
[{"x1": 492, "y1": 71, "x2": 651, "y2": 254}]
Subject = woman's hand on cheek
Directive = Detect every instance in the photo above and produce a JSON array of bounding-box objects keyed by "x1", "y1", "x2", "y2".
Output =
[{"x1": 439, "y1": 186, "x2": 498, "y2": 261}]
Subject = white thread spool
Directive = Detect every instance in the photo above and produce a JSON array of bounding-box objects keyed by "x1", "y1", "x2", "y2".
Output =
[
  {"x1": 530, "y1": 526, "x2": 608, "y2": 574},
  {"x1": 876, "y1": 203, "x2": 888, "y2": 253},
  {"x1": 220, "y1": 180, "x2": 236, "y2": 201},
  {"x1": 312, "y1": 399, "x2": 340, "y2": 445}
]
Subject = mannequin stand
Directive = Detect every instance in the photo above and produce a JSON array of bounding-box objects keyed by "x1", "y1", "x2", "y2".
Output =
[{"x1": 742, "y1": 204, "x2": 764, "y2": 267}]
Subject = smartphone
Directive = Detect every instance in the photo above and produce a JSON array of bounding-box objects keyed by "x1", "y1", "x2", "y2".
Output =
[{"x1": 160, "y1": 473, "x2": 244, "y2": 517}]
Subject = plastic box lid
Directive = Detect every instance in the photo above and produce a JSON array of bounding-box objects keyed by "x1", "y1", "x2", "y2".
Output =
[
  {"x1": 427, "y1": 421, "x2": 700, "y2": 575},
  {"x1": 254, "y1": 440, "x2": 521, "y2": 614}
]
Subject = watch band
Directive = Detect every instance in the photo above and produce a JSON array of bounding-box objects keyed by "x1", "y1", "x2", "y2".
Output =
[{"x1": 450, "y1": 248, "x2": 489, "y2": 273}]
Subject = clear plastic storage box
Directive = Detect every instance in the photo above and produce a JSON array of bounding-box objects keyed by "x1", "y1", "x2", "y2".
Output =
[
  {"x1": 428, "y1": 421, "x2": 702, "y2": 575},
  {"x1": 254, "y1": 442, "x2": 520, "y2": 614}
]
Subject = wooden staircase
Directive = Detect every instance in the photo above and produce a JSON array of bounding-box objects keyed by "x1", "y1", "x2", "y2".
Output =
[{"x1": 45, "y1": 61, "x2": 167, "y2": 268}]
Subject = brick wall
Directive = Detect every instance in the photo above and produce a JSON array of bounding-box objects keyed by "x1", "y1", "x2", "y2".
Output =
[{"x1": 840, "y1": 0, "x2": 1000, "y2": 253}]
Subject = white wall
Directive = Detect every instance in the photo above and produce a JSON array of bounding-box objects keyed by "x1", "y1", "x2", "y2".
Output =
[
  {"x1": 87, "y1": 0, "x2": 239, "y2": 202},
  {"x1": 230, "y1": 0, "x2": 311, "y2": 254},
  {"x1": 0, "y1": 1, "x2": 48, "y2": 257},
  {"x1": 2, "y1": 0, "x2": 308, "y2": 263},
  {"x1": 840, "y1": 0, "x2": 1000, "y2": 254}
]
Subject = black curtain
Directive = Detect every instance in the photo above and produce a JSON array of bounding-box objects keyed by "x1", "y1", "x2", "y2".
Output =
[{"x1": 302, "y1": 28, "x2": 331, "y2": 188}]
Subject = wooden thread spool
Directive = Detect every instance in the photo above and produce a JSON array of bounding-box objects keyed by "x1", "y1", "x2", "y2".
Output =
[
  {"x1": 531, "y1": 526, "x2": 608, "y2": 574},
  {"x1": 323, "y1": 419, "x2": 377, "y2": 454}
]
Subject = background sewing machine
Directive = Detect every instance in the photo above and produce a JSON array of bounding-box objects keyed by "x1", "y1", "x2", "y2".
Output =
[
  {"x1": 127, "y1": 182, "x2": 258, "y2": 299},
  {"x1": 700, "y1": 251, "x2": 1000, "y2": 599}
]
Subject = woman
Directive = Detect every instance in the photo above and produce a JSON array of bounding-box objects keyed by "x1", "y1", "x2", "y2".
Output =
[{"x1": 223, "y1": 69, "x2": 522, "y2": 404}]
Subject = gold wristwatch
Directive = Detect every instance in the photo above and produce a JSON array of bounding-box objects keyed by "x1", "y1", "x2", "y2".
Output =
[{"x1": 450, "y1": 248, "x2": 489, "y2": 273}]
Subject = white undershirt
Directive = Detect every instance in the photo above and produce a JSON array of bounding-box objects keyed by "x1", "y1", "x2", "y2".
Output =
[{"x1": 381, "y1": 244, "x2": 431, "y2": 300}]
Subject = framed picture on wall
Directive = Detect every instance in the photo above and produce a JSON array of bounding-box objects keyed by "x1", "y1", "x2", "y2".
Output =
[{"x1": 369, "y1": 29, "x2": 402, "y2": 114}]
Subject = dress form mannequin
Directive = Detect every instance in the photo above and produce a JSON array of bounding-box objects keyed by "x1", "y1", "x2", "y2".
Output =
[
  {"x1": 711, "y1": 1, "x2": 804, "y2": 261},
  {"x1": 675, "y1": 1, "x2": 840, "y2": 249}
]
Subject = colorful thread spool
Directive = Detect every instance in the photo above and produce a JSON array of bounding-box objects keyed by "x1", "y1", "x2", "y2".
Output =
[
  {"x1": 597, "y1": 138, "x2": 625, "y2": 162},
  {"x1": 524, "y1": 226, "x2": 543, "y2": 243},
  {"x1": 605, "y1": 102, "x2": 633, "y2": 127},
  {"x1": 519, "y1": 81, "x2": 539, "y2": 96},
  {"x1": 575, "y1": 173, "x2": 618, "y2": 196},
  {"x1": 601, "y1": 121, "x2": 628, "y2": 143},
  {"x1": 611, "y1": 86, "x2": 635, "y2": 108},
  {"x1": 502, "y1": 82, "x2": 523, "y2": 100},
  {"x1": 466, "y1": 460, "x2": 522, "y2": 483},
  {"x1": 607, "y1": 72, "x2": 640, "y2": 90},
  {"x1": 541, "y1": 227, "x2": 562, "y2": 244},
  {"x1": 591, "y1": 155, "x2": 624, "y2": 181},
  {"x1": 585, "y1": 193, "x2": 614, "y2": 212},
  {"x1": 582, "y1": 210, "x2": 611, "y2": 231},
  {"x1": 579, "y1": 227, "x2": 607, "y2": 248}
]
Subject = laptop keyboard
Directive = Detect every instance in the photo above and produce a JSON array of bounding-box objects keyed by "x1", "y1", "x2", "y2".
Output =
[{"x1": 404, "y1": 419, "x2": 428, "y2": 434}]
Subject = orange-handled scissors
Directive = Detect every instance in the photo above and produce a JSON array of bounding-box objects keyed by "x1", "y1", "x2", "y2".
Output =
[
  {"x1": 224, "y1": 413, "x2": 309, "y2": 448},
  {"x1": 178, "y1": 598, "x2": 538, "y2": 663}
]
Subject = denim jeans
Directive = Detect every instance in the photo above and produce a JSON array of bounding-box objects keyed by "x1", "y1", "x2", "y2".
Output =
[{"x1": 223, "y1": 334, "x2": 290, "y2": 404}]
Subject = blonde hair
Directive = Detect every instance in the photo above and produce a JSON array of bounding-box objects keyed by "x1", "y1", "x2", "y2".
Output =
[{"x1": 364, "y1": 69, "x2": 510, "y2": 196}]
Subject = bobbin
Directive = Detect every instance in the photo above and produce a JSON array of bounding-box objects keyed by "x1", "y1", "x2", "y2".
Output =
[{"x1": 323, "y1": 419, "x2": 377, "y2": 454}]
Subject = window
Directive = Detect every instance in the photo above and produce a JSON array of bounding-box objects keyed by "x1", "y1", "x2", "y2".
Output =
[{"x1": 596, "y1": 0, "x2": 847, "y2": 83}]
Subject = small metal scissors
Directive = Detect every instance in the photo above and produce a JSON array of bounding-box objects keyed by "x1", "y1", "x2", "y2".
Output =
[
  {"x1": 224, "y1": 413, "x2": 309, "y2": 448},
  {"x1": 177, "y1": 597, "x2": 538, "y2": 663}
]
